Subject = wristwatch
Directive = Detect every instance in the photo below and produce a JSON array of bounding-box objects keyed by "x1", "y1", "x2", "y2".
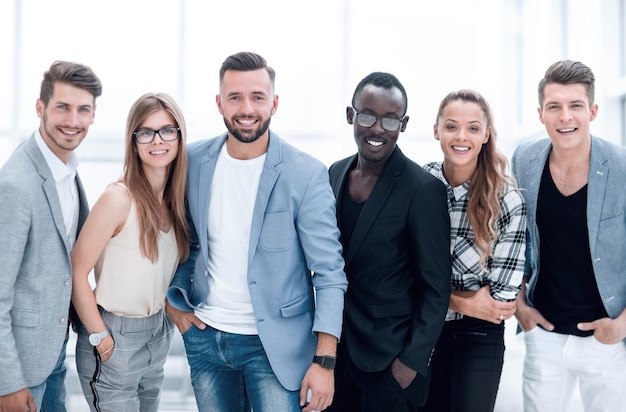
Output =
[
  {"x1": 88, "y1": 329, "x2": 110, "y2": 346},
  {"x1": 312, "y1": 355, "x2": 336, "y2": 369}
]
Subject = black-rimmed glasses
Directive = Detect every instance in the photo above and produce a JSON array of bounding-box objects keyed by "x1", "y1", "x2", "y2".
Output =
[
  {"x1": 133, "y1": 127, "x2": 180, "y2": 144},
  {"x1": 352, "y1": 108, "x2": 404, "y2": 131}
]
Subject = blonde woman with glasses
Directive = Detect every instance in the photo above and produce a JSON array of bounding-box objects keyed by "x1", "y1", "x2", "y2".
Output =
[{"x1": 71, "y1": 93, "x2": 189, "y2": 412}]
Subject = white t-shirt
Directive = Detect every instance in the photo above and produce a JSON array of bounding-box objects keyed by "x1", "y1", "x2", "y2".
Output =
[{"x1": 195, "y1": 143, "x2": 266, "y2": 334}]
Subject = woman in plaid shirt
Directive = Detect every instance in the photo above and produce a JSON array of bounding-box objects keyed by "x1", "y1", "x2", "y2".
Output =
[{"x1": 422, "y1": 89, "x2": 527, "y2": 412}]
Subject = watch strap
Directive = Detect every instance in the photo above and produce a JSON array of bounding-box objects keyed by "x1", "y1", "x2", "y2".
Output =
[
  {"x1": 312, "y1": 355, "x2": 336, "y2": 369},
  {"x1": 89, "y1": 329, "x2": 110, "y2": 346}
]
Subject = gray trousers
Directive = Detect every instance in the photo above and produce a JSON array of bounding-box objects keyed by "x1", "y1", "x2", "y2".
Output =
[{"x1": 75, "y1": 308, "x2": 173, "y2": 412}]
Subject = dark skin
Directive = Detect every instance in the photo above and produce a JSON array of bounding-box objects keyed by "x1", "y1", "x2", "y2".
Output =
[{"x1": 347, "y1": 84, "x2": 416, "y2": 388}]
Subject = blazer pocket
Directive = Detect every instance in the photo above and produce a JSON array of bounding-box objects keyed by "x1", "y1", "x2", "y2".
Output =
[
  {"x1": 280, "y1": 295, "x2": 314, "y2": 318},
  {"x1": 10, "y1": 308, "x2": 39, "y2": 327},
  {"x1": 371, "y1": 301, "x2": 415, "y2": 318},
  {"x1": 260, "y1": 212, "x2": 293, "y2": 252}
]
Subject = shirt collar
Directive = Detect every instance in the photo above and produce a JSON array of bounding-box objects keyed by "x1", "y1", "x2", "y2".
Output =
[
  {"x1": 35, "y1": 129, "x2": 79, "y2": 183},
  {"x1": 432, "y1": 162, "x2": 470, "y2": 203}
]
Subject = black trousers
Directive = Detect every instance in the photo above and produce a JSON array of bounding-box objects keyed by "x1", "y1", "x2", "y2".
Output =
[
  {"x1": 422, "y1": 316, "x2": 505, "y2": 412},
  {"x1": 327, "y1": 343, "x2": 430, "y2": 412}
]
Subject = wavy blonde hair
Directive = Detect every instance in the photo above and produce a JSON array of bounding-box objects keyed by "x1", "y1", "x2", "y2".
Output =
[
  {"x1": 436, "y1": 89, "x2": 515, "y2": 267},
  {"x1": 122, "y1": 92, "x2": 189, "y2": 262}
]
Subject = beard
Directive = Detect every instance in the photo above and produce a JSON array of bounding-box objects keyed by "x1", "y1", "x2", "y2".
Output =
[
  {"x1": 42, "y1": 112, "x2": 85, "y2": 153},
  {"x1": 224, "y1": 116, "x2": 271, "y2": 144}
]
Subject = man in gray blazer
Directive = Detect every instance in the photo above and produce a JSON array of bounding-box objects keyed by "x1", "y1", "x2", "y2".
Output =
[
  {"x1": 513, "y1": 60, "x2": 626, "y2": 412},
  {"x1": 0, "y1": 61, "x2": 101, "y2": 412},
  {"x1": 166, "y1": 52, "x2": 347, "y2": 412}
]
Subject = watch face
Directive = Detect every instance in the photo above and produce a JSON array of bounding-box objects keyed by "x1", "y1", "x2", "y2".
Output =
[{"x1": 89, "y1": 333, "x2": 101, "y2": 346}]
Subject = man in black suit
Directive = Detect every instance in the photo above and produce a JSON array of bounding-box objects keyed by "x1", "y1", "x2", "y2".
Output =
[{"x1": 327, "y1": 72, "x2": 451, "y2": 412}]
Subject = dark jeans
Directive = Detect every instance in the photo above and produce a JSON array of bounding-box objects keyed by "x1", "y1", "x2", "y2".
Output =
[
  {"x1": 422, "y1": 316, "x2": 505, "y2": 412},
  {"x1": 327, "y1": 343, "x2": 430, "y2": 412}
]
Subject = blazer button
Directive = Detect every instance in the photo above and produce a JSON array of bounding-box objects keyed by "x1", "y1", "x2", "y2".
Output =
[
  {"x1": 59, "y1": 316, "x2": 68, "y2": 325},
  {"x1": 64, "y1": 279, "x2": 71, "y2": 287}
]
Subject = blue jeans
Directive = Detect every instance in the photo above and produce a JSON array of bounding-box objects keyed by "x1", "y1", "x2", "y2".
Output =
[
  {"x1": 182, "y1": 325, "x2": 301, "y2": 412},
  {"x1": 41, "y1": 336, "x2": 68, "y2": 412},
  {"x1": 29, "y1": 337, "x2": 68, "y2": 412}
]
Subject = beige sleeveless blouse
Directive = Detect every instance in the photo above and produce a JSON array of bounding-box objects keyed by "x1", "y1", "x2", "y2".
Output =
[{"x1": 94, "y1": 194, "x2": 179, "y2": 318}]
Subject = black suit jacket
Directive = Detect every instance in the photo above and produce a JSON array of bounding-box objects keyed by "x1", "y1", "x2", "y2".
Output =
[{"x1": 329, "y1": 147, "x2": 451, "y2": 376}]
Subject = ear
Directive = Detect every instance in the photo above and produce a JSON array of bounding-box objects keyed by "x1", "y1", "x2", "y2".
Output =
[
  {"x1": 216, "y1": 94, "x2": 223, "y2": 115},
  {"x1": 399, "y1": 116, "x2": 409, "y2": 132},
  {"x1": 483, "y1": 127, "x2": 490, "y2": 144},
  {"x1": 589, "y1": 103, "x2": 598, "y2": 122},
  {"x1": 271, "y1": 95, "x2": 278, "y2": 115},
  {"x1": 537, "y1": 107, "x2": 545, "y2": 125},
  {"x1": 36, "y1": 99, "x2": 44, "y2": 119},
  {"x1": 433, "y1": 123, "x2": 440, "y2": 141},
  {"x1": 346, "y1": 106, "x2": 355, "y2": 125}
]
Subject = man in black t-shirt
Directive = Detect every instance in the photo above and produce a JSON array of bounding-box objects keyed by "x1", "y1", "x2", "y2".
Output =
[{"x1": 512, "y1": 60, "x2": 626, "y2": 412}]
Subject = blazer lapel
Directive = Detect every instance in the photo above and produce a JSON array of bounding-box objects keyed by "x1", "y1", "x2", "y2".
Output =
[
  {"x1": 344, "y1": 147, "x2": 403, "y2": 267},
  {"x1": 331, "y1": 155, "x2": 357, "y2": 217},
  {"x1": 25, "y1": 136, "x2": 72, "y2": 255},
  {"x1": 196, "y1": 135, "x2": 226, "y2": 264},
  {"x1": 248, "y1": 132, "x2": 280, "y2": 265},
  {"x1": 523, "y1": 141, "x2": 552, "y2": 223},
  {"x1": 587, "y1": 136, "x2": 608, "y2": 254},
  {"x1": 76, "y1": 173, "x2": 89, "y2": 233}
]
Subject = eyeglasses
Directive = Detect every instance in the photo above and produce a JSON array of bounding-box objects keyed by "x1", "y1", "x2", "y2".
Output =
[
  {"x1": 133, "y1": 127, "x2": 180, "y2": 144},
  {"x1": 352, "y1": 108, "x2": 404, "y2": 131}
]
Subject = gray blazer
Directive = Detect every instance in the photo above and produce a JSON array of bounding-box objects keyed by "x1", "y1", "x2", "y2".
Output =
[
  {"x1": 512, "y1": 136, "x2": 626, "y2": 343},
  {"x1": 0, "y1": 134, "x2": 89, "y2": 395}
]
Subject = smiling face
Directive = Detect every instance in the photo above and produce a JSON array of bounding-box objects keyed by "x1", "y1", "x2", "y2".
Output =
[
  {"x1": 216, "y1": 68, "x2": 278, "y2": 146},
  {"x1": 135, "y1": 109, "x2": 179, "y2": 171},
  {"x1": 349, "y1": 84, "x2": 408, "y2": 165},
  {"x1": 434, "y1": 99, "x2": 489, "y2": 184},
  {"x1": 538, "y1": 83, "x2": 597, "y2": 153},
  {"x1": 36, "y1": 81, "x2": 96, "y2": 163}
]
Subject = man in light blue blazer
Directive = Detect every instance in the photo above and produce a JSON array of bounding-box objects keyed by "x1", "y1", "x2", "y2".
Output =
[
  {"x1": 512, "y1": 60, "x2": 626, "y2": 412},
  {"x1": 0, "y1": 61, "x2": 101, "y2": 411},
  {"x1": 166, "y1": 52, "x2": 347, "y2": 412}
]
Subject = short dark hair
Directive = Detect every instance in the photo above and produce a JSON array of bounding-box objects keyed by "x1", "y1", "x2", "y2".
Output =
[
  {"x1": 538, "y1": 60, "x2": 595, "y2": 106},
  {"x1": 219, "y1": 52, "x2": 276, "y2": 87},
  {"x1": 39, "y1": 60, "x2": 102, "y2": 106},
  {"x1": 351, "y1": 72, "x2": 408, "y2": 116}
]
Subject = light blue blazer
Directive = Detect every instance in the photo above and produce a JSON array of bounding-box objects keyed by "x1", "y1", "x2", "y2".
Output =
[
  {"x1": 0, "y1": 135, "x2": 89, "y2": 395},
  {"x1": 512, "y1": 136, "x2": 626, "y2": 344},
  {"x1": 168, "y1": 131, "x2": 348, "y2": 390}
]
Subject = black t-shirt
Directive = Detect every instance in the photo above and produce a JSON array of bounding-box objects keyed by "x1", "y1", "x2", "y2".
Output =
[{"x1": 534, "y1": 160, "x2": 608, "y2": 336}]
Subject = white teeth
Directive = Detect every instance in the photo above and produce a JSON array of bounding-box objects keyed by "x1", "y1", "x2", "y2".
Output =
[
  {"x1": 151, "y1": 150, "x2": 167, "y2": 155},
  {"x1": 452, "y1": 146, "x2": 469, "y2": 151},
  {"x1": 238, "y1": 119, "x2": 255, "y2": 126},
  {"x1": 61, "y1": 129, "x2": 78, "y2": 135},
  {"x1": 559, "y1": 128, "x2": 575, "y2": 133},
  {"x1": 367, "y1": 140, "x2": 383, "y2": 147}
]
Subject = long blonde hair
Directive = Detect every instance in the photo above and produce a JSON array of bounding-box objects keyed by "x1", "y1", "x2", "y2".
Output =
[
  {"x1": 436, "y1": 89, "x2": 514, "y2": 267},
  {"x1": 122, "y1": 92, "x2": 189, "y2": 262}
]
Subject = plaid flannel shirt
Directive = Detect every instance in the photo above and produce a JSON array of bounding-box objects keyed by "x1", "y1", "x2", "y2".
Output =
[{"x1": 424, "y1": 161, "x2": 527, "y2": 320}]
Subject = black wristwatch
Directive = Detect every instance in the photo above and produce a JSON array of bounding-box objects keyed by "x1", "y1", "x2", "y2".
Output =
[{"x1": 312, "y1": 355, "x2": 336, "y2": 369}]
